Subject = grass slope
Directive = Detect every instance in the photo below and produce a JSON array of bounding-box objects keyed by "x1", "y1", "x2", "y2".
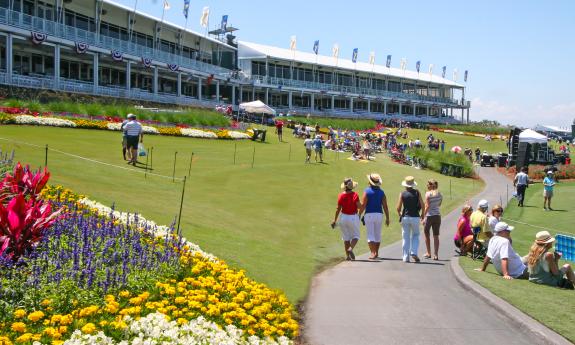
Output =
[
  {"x1": 460, "y1": 182, "x2": 575, "y2": 342},
  {"x1": 0, "y1": 125, "x2": 484, "y2": 303}
]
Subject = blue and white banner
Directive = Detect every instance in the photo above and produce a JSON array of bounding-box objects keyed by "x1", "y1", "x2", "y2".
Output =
[
  {"x1": 31, "y1": 31, "x2": 47, "y2": 45},
  {"x1": 75, "y1": 41, "x2": 89, "y2": 54},
  {"x1": 416, "y1": 60, "x2": 421, "y2": 73},
  {"x1": 386, "y1": 55, "x2": 392, "y2": 68},
  {"x1": 111, "y1": 50, "x2": 123, "y2": 62},
  {"x1": 167, "y1": 63, "x2": 179, "y2": 72},
  {"x1": 221, "y1": 15, "x2": 228, "y2": 32},
  {"x1": 352, "y1": 48, "x2": 358, "y2": 63},
  {"x1": 442, "y1": 66, "x2": 447, "y2": 78},
  {"x1": 183, "y1": 0, "x2": 190, "y2": 19},
  {"x1": 464, "y1": 70, "x2": 468, "y2": 82},
  {"x1": 141, "y1": 57, "x2": 152, "y2": 68},
  {"x1": 313, "y1": 40, "x2": 319, "y2": 55}
]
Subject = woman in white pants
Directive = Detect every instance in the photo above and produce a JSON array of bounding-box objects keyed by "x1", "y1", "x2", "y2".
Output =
[
  {"x1": 360, "y1": 173, "x2": 390, "y2": 259},
  {"x1": 396, "y1": 176, "x2": 424, "y2": 263},
  {"x1": 331, "y1": 178, "x2": 362, "y2": 261}
]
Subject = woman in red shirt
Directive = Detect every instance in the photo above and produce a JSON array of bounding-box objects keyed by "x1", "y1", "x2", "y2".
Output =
[{"x1": 331, "y1": 178, "x2": 363, "y2": 260}]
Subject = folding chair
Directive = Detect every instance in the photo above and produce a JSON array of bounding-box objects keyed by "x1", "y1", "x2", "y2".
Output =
[{"x1": 471, "y1": 227, "x2": 487, "y2": 260}]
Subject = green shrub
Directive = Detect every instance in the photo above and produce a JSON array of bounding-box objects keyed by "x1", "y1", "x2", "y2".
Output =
[
  {"x1": 406, "y1": 148, "x2": 474, "y2": 177},
  {"x1": 285, "y1": 116, "x2": 377, "y2": 131}
]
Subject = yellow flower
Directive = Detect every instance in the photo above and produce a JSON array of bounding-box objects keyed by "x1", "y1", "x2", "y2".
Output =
[
  {"x1": 119, "y1": 290, "x2": 131, "y2": 298},
  {"x1": 81, "y1": 323, "x2": 96, "y2": 334},
  {"x1": 13, "y1": 309, "x2": 26, "y2": 319},
  {"x1": 27, "y1": 310, "x2": 45, "y2": 322},
  {"x1": 15, "y1": 333, "x2": 33, "y2": 343},
  {"x1": 41, "y1": 299, "x2": 52, "y2": 307},
  {"x1": 176, "y1": 318, "x2": 187, "y2": 325},
  {"x1": 59, "y1": 315, "x2": 73, "y2": 326},
  {"x1": 11, "y1": 322, "x2": 26, "y2": 333}
]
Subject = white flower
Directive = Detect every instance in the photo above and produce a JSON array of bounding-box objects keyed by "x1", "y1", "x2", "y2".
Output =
[
  {"x1": 142, "y1": 125, "x2": 159, "y2": 134},
  {"x1": 180, "y1": 128, "x2": 218, "y2": 138},
  {"x1": 228, "y1": 131, "x2": 251, "y2": 139},
  {"x1": 106, "y1": 122, "x2": 122, "y2": 131},
  {"x1": 14, "y1": 115, "x2": 76, "y2": 127}
]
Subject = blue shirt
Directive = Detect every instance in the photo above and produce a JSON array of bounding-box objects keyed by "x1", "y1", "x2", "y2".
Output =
[
  {"x1": 313, "y1": 138, "x2": 323, "y2": 150},
  {"x1": 543, "y1": 176, "x2": 555, "y2": 192},
  {"x1": 364, "y1": 186, "x2": 385, "y2": 214}
]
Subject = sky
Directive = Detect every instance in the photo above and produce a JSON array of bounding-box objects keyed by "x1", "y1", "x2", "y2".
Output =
[{"x1": 113, "y1": 0, "x2": 575, "y2": 128}]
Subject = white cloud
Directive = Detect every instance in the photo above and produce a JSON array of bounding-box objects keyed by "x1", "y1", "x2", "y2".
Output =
[{"x1": 470, "y1": 97, "x2": 575, "y2": 128}]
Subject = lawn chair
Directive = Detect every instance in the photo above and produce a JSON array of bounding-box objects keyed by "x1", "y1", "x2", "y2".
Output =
[{"x1": 471, "y1": 227, "x2": 487, "y2": 260}]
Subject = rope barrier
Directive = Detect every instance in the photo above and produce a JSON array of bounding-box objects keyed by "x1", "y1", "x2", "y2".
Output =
[
  {"x1": 0, "y1": 136, "x2": 185, "y2": 182},
  {"x1": 502, "y1": 216, "x2": 575, "y2": 237}
]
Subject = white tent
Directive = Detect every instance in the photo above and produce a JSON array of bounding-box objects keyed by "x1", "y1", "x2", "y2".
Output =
[
  {"x1": 239, "y1": 100, "x2": 276, "y2": 115},
  {"x1": 519, "y1": 129, "x2": 548, "y2": 144}
]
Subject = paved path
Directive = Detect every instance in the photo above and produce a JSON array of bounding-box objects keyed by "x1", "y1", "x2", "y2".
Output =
[{"x1": 304, "y1": 167, "x2": 539, "y2": 345}]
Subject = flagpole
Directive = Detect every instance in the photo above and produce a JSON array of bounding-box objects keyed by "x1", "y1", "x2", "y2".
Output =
[
  {"x1": 129, "y1": 0, "x2": 138, "y2": 42},
  {"x1": 157, "y1": 3, "x2": 167, "y2": 52}
]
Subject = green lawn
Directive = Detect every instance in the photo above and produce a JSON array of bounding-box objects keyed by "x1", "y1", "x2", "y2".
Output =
[
  {"x1": 0, "y1": 125, "x2": 484, "y2": 303},
  {"x1": 403, "y1": 128, "x2": 508, "y2": 154},
  {"x1": 460, "y1": 182, "x2": 575, "y2": 342}
]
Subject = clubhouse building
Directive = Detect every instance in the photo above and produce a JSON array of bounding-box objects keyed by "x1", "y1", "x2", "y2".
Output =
[{"x1": 0, "y1": 0, "x2": 470, "y2": 123}]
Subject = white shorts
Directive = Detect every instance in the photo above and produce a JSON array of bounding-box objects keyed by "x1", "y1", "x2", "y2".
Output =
[
  {"x1": 543, "y1": 190, "x2": 553, "y2": 198},
  {"x1": 339, "y1": 214, "x2": 360, "y2": 241},
  {"x1": 365, "y1": 213, "x2": 383, "y2": 243}
]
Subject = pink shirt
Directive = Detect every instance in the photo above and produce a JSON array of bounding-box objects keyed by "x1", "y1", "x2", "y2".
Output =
[{"x1": 454, "y1": 215, "x2": 472, "y2": 241}]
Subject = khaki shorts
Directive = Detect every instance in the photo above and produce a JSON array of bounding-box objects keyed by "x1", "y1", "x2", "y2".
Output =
[{"x1": 543, "y1": 190, "x2": 553, "y2": 198}]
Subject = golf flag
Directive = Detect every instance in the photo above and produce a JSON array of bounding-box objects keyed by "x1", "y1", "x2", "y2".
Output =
[
  {"x1": 464, "y1": 70, "x2": 469, "y2": 82},
  {"x1": 400, "y1": 58, "x2": 407, "y2": 71},
  {"x1": 183, "y1": 0, "x2": 190, "y2": 19},
  {"x1": 163, "y1": 0, "x2": 170, "y2": 10},
  {"x1": 369, "y1": 51, "x2": 375, "y2": 65},
  {"x1": 386, "y1": 54, "x2": 391, "y2": 68},
  {"x1": 221, "y1": 15, "x2": 228, "y2": 32},
  {"x1": 453, "y1": 68, "x2": 458, "y2": 81},
  {"x1": 313, "y1": 40, "x2": 319, "y2": 55},
  {"x1": 442, "y1": 66, "x2": 446, "y2": 78},
  {"x1": 200, "y1": 7, "x2": 209, "y2": 27},
  {"x1": 428, "y1": 64, "x2": 434, "y2": 77},
  {"x1": 352, "y1": 48, "x2": 358, "y2": 63},
  {"x1": 332, "y1": 44, "x2": 339, "y2": 58},
  {"x1": 416, "y1": 60, "x2": 421, "y2": 73},
  {"x1": 289, "y1": 35, "x2": 297, "y2": 51}
]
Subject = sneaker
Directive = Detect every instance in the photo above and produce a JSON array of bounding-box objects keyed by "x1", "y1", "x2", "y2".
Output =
[
  {"x1": 411, "y1": 255, "x2": 421, "y2": 263},
  {"x1": 543, "y1": 207, "x2": 548, "y2": 211},
  {"x1": 348, "y1": 249, "x2": 355, "y2": 261},
  {"x1": 548, "y1": 207, "x2": 553, "y2": 211}
]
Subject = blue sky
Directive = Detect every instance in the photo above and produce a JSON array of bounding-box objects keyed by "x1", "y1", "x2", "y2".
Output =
[{"x1": 115, "y1": 0, "x2": 575, "y2": 127}]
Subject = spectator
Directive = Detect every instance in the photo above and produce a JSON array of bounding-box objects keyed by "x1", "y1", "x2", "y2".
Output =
[
  {"x1": 120, "y1": 115, "x2": 129, "y2": 161},
  {"x1": 543, "y1": 171, "x2": 556, "y2": 211},
  {"x1": 475, "y1": 147, "x2": 481, "y2": 162},
  {"x1": 476, "y1": 222, "x2": 528, "y2": 280},
  {"x1": 488, "y1": 204, "x2": 504, "y2": 232},
  {"x1": 471, "y1": 199, "x2": 492, "y2": 245},
  {"x1": 527, "y1": 231, "x2": 575, "y2": 289},
  {"x1": 275, "y1": 119, "x2": 284, "y2": 142},
  {"x1": 303, "y1": 134, "x2": 313, "y2": 163},
  {"x1": 423, "y1": 179, "x2": 442, "y2": 260},
  {"x1": 331, "y1": 178, "x2": 362, "y2": 261},
  {"x1": 396, "y1": 176, "x2": 424, "y2": 263},
  {"x1": 440, "y1": 140, "x2": 445, "y2": 152},
  {"x1": 513, "y1": 166, "x2": 530, "y2": 207},
  {"x1": 123, "y1": 113, "x2": 143, "y2": 166},
  {"x1": 454, "y1": 205, "x2": 474, "y2": 256},
  {"x1": 313, "y1": 135, "x2": 323, "y2": 163},
  {"x1": 360, "y1": 173, "x2": 390, "y2": 260}
]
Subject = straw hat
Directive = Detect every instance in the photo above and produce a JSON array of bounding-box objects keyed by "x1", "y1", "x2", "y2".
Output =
[
  {"x1": 494, "y1": 222, "x2": 514, "y2": 233},
  {"x1": 535, "y1": 231, "x2": 555, "y2": 244},
  {"x1": 367, "y1": 173, "x2": 382, "y2": 187},
  {"x1": 341, "y1": 178, "x2": 358, "y2": 190},
  {"x1": 401, "y1": 176, "x2": 417, "y2": 188}
]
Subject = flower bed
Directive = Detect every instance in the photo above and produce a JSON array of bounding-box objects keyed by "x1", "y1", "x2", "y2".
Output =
[
  {"x1": 505, "y1": 164, "x2": 575, "y2": 181},
  {"x1": 0, "y1": 112, "x2": 251, "y2": 140},
  {"x1": 0, "y1": 168, "x2": 297, "y2": 344}
]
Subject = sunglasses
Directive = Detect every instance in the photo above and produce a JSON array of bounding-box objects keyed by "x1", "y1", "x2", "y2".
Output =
[{"x1": 494, "y1": 209, "x2": 503, "y2": 213}]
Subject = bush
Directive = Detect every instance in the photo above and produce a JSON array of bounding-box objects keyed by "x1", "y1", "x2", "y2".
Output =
[
  {"x1": 286, "y1": 116, "x2": 377, "y2": 131},
  {"x1": 406, "y1": 148, "x2": 474, "y2": 177}
]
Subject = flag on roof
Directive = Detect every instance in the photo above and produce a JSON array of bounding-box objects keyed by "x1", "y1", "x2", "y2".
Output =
[
  {"x1": 313, "y1": 40, "x2": 319, "y2": 55},
  {"x1": 289, "y1": 36, "x2": 297, "y2": 51},
  {"x1": 183, "y1": 0, "x2": 190, "y2": 19},
  {"x1": 386, "y1": 55, "x2": 391, "y2": 68},
  {"x1": 352, "y1": 48, "x2": 358, "y2": 63},
  {"x1": 200, "y1": 7, "x2": 209, "y2": 27}
]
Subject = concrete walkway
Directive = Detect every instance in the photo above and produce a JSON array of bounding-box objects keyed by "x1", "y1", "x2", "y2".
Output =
[{"x1": 304, "y1": 167, "x2": 540, "y2": 345}]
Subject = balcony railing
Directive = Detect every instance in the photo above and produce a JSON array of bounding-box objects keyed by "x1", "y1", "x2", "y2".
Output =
[
  {"x1": 0, "y1": 8, "x2": 232, "y2": 77},
  {"x1": 250, "y1": 75, "x2": 461, "y2": 106}
]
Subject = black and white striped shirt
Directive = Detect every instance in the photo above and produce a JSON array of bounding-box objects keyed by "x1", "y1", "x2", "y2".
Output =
[{"x1": 124, "y1": 120, "x2": 142, "y2": 136}]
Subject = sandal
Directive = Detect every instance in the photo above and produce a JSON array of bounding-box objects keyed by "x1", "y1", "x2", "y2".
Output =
[
  {"x1": 423, "y1": 254, "x2": 431, "y2": 259},
  {"x1": 433, "y1": 255, "x2": 439, "y2": 261},
  {"x1": 411, "y1": 255, "x2": 420, "y2": 263}
]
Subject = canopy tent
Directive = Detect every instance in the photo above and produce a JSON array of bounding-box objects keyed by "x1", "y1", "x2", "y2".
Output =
[
  {"x1": 519, "y1": 129, "x2": 548, "y2": 144},
  {"x1": 239, "y1": 100, "x2": 276, "y2": 115}
]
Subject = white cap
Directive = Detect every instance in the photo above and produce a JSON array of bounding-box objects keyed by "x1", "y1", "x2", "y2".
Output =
[
  {"x1": 494, "y1": 222, "x2": 514, "y2": 233},
  {"x1": 478, "y1": 199, "x2": 489, "y2": 209},
  {"x1": 547, "y1": 170, "x2": 554, "y2": 175}
]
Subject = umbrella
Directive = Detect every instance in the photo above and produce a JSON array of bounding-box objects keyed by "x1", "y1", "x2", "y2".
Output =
[{"x1": 451, "y1": 146, "x2": 462, "y2": 153}]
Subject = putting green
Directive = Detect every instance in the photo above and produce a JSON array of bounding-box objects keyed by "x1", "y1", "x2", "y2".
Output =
[{"x1": 0, "y1": 125, "x2": 484, "y2": 303}]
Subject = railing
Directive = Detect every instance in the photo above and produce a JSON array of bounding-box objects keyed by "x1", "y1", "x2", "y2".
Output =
[
  {"x1": 251, "y1": 75, "x2": 460, "y2": 106},
  {"x1": 0, "y1": 8, "x2": 232, "y2": 77}
]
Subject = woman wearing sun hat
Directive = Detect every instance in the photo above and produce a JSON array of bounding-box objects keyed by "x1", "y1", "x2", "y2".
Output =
[
  {"x1": 360, "y1": 173, "x2": 390, "y2": 259},
  {"x1": 396, "y1": 176, "x2": 424, "y2": 263},
  {"x1": 332, "y1": 178, "x2": 362, "y2": 261},
  {"x1": 527, "y1": 231, "x2": 575, "y2": 289}
]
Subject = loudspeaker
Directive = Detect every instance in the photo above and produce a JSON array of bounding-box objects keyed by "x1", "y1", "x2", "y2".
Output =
[{"x1": 516, "y1": 142, "x2": 531, "y2": 170}]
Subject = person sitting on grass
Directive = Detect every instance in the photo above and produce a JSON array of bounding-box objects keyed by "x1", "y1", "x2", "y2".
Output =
[
  {"x1": 454, "y1": 205, "x2": 474, "y2": 256},
  {"x1": 470, "y1": 199, "x2": 492, "y2": 247},
  {"x1": 526, "y1": 231, "x2": 575, "y2": 289},
  {"x1": 488, "y1": 204, "x2": 504, "y2": 233},
  {"x1": 476, "y1": 222, "x2": 528, "y2": 280}
]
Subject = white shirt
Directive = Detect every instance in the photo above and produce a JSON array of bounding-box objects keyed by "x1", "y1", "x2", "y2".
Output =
[
  {"x1": 487, "y1": 235, "x2": 526, "y2": 278},
  {"x1": 303, "y1": 138, "x2": 313, "y2": 149},
  {"x1": 488, "y1": 215, "x2": 499, "y2": 232},
  {"x1": 515, "y1": 172, "x2": 529, "y2": 186},
  {"x1": 124, "y1": 120, "x2": 142, "y2": 136}
]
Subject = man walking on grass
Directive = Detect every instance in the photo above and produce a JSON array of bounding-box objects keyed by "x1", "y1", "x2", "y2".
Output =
[
  {"x1": 543, "y1": 170, "x2": 556, "y2": 210},
  {"x1": 303, "y1": 134, "x2": 313, "y2": 163},
  {"x1": 514, "y1": 166, "x2": 530, "y2": 207},
  {"x1": 313, "y1": 135, "x2": 323, "y2": 163},
  {"x1": 123, "y1": 113, "x2": 143, "y2": 166}
]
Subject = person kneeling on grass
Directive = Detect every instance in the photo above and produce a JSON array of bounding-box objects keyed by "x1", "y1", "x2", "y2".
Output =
[
  {"x1": 331, "y1": 178, "x2": 362, "y2": 261},
  {"x1": 476, "y1": 222, "x2": 528, "y2": 280},
  {"x1": 454, "y1": 205, "x2": 474, "y2": 256},
  {"x1": 526, "y1": 231, "x2": 575, "y2": 289}
]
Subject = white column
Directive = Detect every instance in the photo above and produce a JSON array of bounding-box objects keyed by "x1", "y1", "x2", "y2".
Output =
[
  {"x1": 399, "y1": 102, "x2": 403, "y2": 115},
  {"x1": 450, "y1": 108, "x2": 453, "y2": 117},
  {"x1": 310, "y1": 93, "x2": 315, "y2": 111},
  {"x1": 384, "y1": 101, "x2": 388, "y2": 115},
  {"x1": 92, "y1": 53, "x2": 99, "y2": 93},
  {"x1": 54, "y1": 44, "x2": 60, "y2": 89},
  {"x1": 367, "y1": 99, "x2": 371, "y2": 113},
  {"x1": 197, "y1": 77, "x2": 202, "y2": 100},
  {"x1": 126, "y1": 61, "x2": 131, "y2": 91},
  {"x1": 153, "y1": 67, "x2": 158, "y2": 94},
  {"x1": 6, "y1": 34, "x2": 13, "y2": 84},
  {"x1": 265, "y1": 87, "x2": 269, "y2": 104},
  {"x1": 413, "y1": 104, "x2": 416, "y2": 116},
  {"x1": 231, "y1": 85, "x2": 236, "y2": 105},
  {"x1": 252, "y1": 86, "x2": 255, "y2": 101},
  {"x1": 331, "y1": 95, "x2": 335, "y2": 110},
  {"x1": 239, "y1": 85, "x2": 243, "y2": 103},
  {"x1": 216, "y1": 81, "x2": 220, "y2": 102},
  {"x1": 289, "y1": 91, "x2": 293, "y2": 109},
  {"x1": 350, "y1": 97, "x2": 354, "y2": 112},
  {"x1": 177, "y1": 72, "x2": 182, "y2": 97},
  {"x1": 426, "y1": 105, "x2": 430, "y2": 117},
  {"x1": 467, "y1": 108, "x2": 470, "y2": 124}
]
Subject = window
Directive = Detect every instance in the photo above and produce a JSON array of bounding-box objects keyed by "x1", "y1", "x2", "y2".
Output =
[
  {"x1": 76, "y1": 15, "x2": 90, "y2": 31},
  {"x1": 23, "y1": 0, "x2": 33, "y2": 14}
]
